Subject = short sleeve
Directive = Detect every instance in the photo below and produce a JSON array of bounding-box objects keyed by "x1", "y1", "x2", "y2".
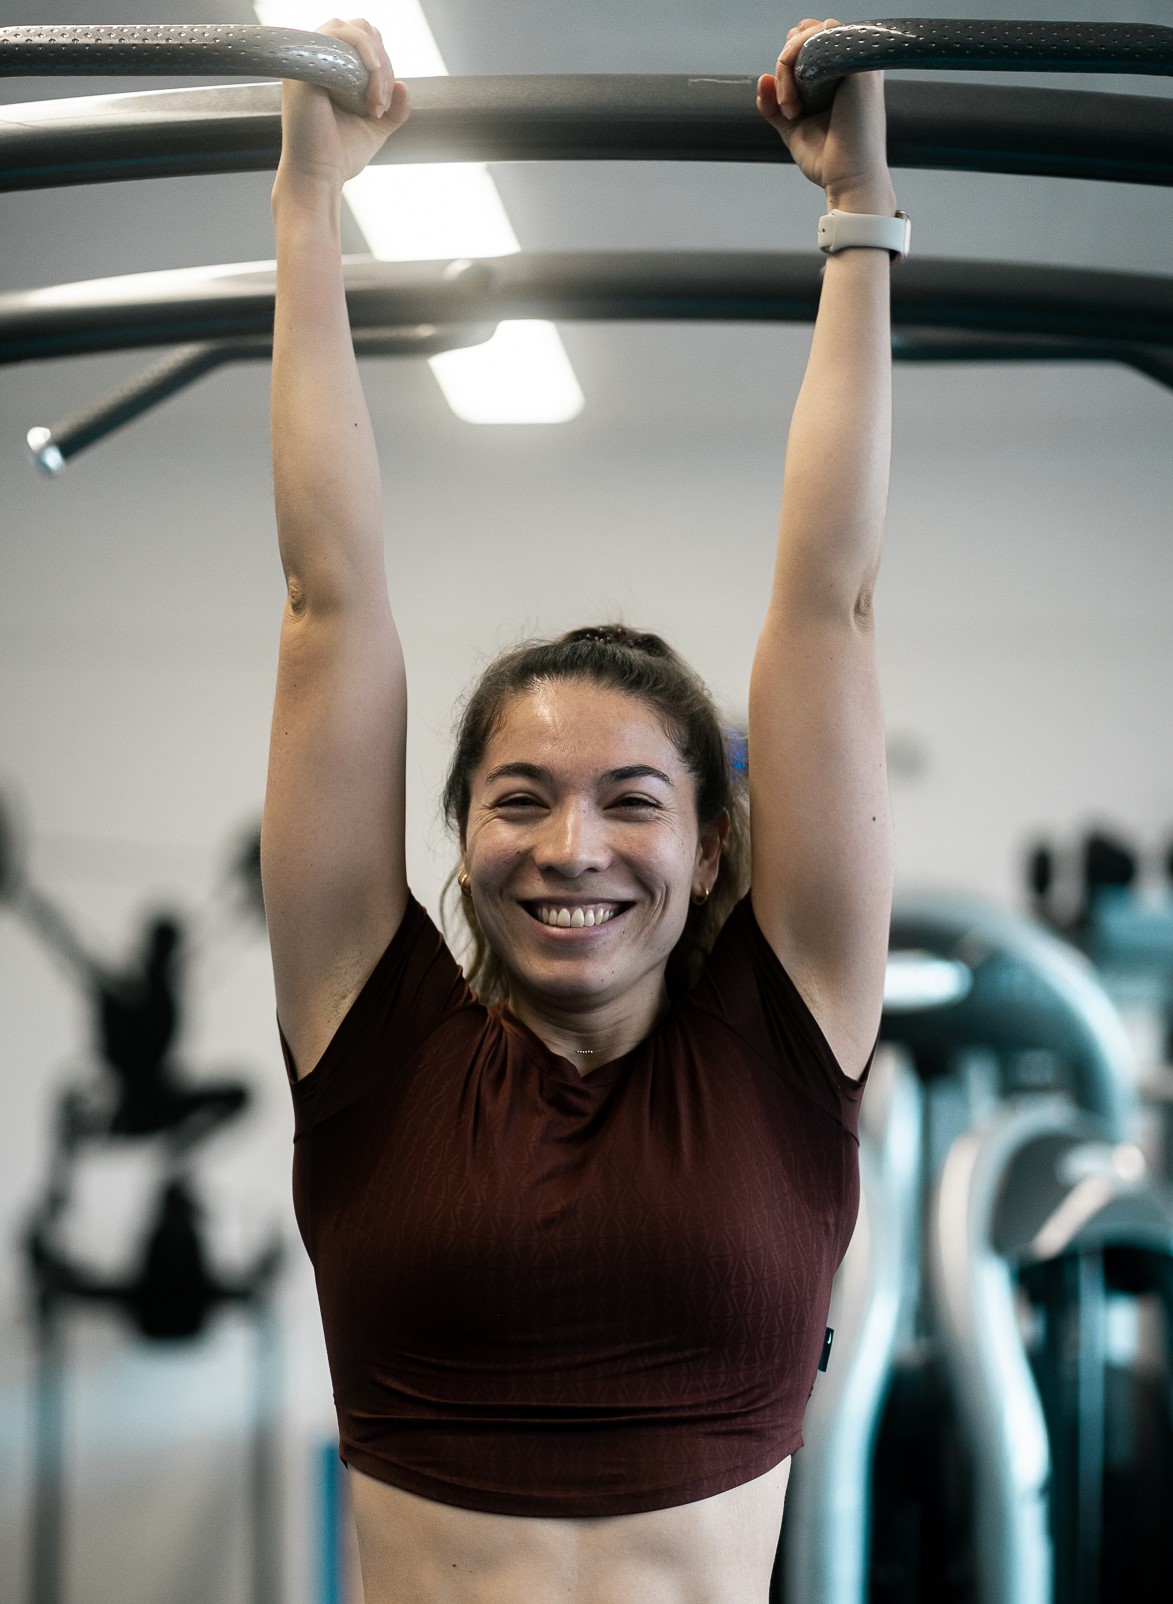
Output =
[
  {"x1": 281, "y1": 895, "x2": 474, "y2": 1136},
  {"x1": 689, "y1": 895, "x2": 871, "y2": 1138}
]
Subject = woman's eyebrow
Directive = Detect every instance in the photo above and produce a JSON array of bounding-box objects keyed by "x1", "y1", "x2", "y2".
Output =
[
  {"x1": 484, "y1": 762, "x2": 548, "y2": 784},
  {"x1": 483, "y1": 762, "x2": 674, "y2": 786},
  {"x1": 605, "y1": 765, "x2": 674, "y2": 786}
]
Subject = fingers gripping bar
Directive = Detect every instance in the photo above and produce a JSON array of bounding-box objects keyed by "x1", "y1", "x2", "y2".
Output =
[
  {"x1": 795, "y1": 19, "x2": 1173, "y2": 112},
  {"x1": 0, "y1": 24, "x2": 370, "y2": 117}
]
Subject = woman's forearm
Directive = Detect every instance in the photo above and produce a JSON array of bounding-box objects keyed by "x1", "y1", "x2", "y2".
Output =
[
  {"x1": 759, "y1": 25, "x2": 898, "y2": 624},
  {"x1": 773, "y1": 230, "x2": 894, "y2": 619},
  {"x1": 271, "y1": 173, "x2": 389, "y2": 614}
]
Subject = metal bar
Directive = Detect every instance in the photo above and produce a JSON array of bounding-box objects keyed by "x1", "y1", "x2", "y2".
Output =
[
  {"x1": 32, "y1": 323, "x2": 1173, "y2": 474},
  {"x1": 0, "y1": 23, "x2": 369, "y2": 116},
  {"x1": 892, "y1": 332, "x2": 1173, "y2": 393},
  {"x1": 930, "y1": 1104, "x2": 1067, "y2": 1604},
  {"x1": 26, "y1": 323, "x2": 497, "y2": 469},
  {"x1": 1, "y1": 20, "x2": 1169, "y2": 123},
  {"x1": 30, "y1": 1299, "x2": 66, "y2": 1604},
  {"x1": 250, "y1": 1300, "x2": 282, "y2": 1604},
  {"x1": 316, "y1": 1439, "x2": 345, "y2": 1604},
  {"x1": 1037, "y1": 1253, "x2": 1105, "y2": 1604},
  {"x1": 1121, "y1": 348, "x2": 1173, "y2": 391},
  {"x1": 27, "y1": 343, "x2": 229, "y2": 472},
  {"x1": 795, "y1": 19, "x2": 1173, "y2": 112},
  {"x1": 3, "y1": 78, "x2": 1173, "y2": 192},
  {"x1": 1072, "y1": 1254, "x2": 1105, "y2": 1604},
  {"x1": 2, "y1": 254, "x2": 1171, "y2": 369}
]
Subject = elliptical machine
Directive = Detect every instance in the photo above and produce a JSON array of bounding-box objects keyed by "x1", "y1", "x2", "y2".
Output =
[{"x1": 779, "y1": 897, "x2": 1173, "y2": 1604}]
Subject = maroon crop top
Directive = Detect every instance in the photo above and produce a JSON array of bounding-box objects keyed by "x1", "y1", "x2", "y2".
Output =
[{"x1": 284, "y1": 892, "x2": 868, "y2": 1518}]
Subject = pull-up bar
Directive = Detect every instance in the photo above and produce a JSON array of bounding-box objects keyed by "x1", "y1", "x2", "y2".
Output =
[
  {"x1": 791, "y1": 17, "x2": 1173, "y2": 109},
  {"x1": 7, "y1": 19, "x2": 1172, "y2": 465},
  {"x1": 0, "y1": 23, "x2": 373, "y2": 115},
  {"x1": 3, "y1": 19, "x2": 1172, "y2": 111},
  {"x1": 6, "y1": 255, "x2": 1171, "y2": 367},
  {"x1": 1, "y1": 20, "x2": 1172, "y2": 192},
  {"x1": 3, "y1": 79, "x2": 1173, "y2": 192},
  {"x1": 9, "y1": 252, "x2": 1173, "y2": 466},
  {"x1": 25, "y1": 325, "x2": 1173, "y2": 473}
]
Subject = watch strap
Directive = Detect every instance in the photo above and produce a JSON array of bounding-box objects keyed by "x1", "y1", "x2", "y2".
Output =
[{"x1": 817, "y1": 209, "x2": 911, "y2": 261}]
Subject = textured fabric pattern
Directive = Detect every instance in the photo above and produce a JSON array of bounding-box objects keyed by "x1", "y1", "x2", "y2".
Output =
[{"x1": 284, "y1": 893, "x2": 867, "y2": 1517}]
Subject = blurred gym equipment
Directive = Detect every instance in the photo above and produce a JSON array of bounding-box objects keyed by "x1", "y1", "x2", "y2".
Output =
[
  {"x1": 0, "y1": 791, "x2": 283, "y2": 1604},
  {"x1": 780, "y1": 901, "x2": 1173, "y2": 1604}
]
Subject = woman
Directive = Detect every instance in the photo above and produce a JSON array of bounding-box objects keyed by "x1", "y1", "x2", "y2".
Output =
[{"x1": 261, "y1": 15, "x2": 896, "y2": 1603}]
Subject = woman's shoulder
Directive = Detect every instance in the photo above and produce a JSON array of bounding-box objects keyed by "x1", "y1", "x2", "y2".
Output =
[
  {"x1": 287, "y1": 890, "x2": 482, "y2": 1131},
  {"x1": 687, "y1": 891, "x2": 870, "y2": 1131}
]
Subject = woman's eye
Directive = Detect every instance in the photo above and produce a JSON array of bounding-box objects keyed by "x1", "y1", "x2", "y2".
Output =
[
  {"x1": 496, "y1": 794, "x2": 542, "y2": 810},
  {"x1": 613, "y1": 795, "x2": 659, "y2": 811}
]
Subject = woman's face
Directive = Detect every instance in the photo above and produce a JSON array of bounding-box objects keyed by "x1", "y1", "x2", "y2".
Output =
[{"x1": 462, "y1": 679, "x2": 723, "y2": 1020}]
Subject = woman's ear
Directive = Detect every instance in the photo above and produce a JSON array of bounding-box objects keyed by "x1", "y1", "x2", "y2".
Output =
[{"x1": 697, "y1": 810, "x2": 730, "y2": 882}]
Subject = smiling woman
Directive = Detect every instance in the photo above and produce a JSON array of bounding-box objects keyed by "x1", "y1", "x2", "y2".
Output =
[
  {"x1": 440, "y1": 626, "x2": 749, "y2": 1018},
  {"x1": 453, "y1": 672, "x2": 728, "y2": 1062},
  {"x1": 258, "y1": 14, "x2": 893, "y2": 1604}
]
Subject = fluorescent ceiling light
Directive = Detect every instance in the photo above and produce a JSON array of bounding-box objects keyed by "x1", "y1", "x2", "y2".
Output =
[
  {"x1": 344, "y1": 164, "x2": 520, "y2": 261},
  {"x1": 254, "y1": 0, "x2": 446, "y2": 76},
  {"x1": 432, "y1": 323, "x2": 584, "y2": 424},
  {"x1": 255, "y1": 0, "x2": 583, "y2": 424}
]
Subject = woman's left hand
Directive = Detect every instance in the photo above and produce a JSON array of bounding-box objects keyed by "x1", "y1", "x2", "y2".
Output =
[{"x1": 757, "y1": 17, "x2": 896, "y2": 214}]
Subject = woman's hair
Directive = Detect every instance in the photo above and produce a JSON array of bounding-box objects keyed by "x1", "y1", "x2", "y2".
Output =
[{"x1": 441, "y1": 624, "x2": 750, "y2": 1003}]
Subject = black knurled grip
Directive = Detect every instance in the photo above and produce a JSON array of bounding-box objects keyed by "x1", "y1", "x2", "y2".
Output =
[
  {"x1": 0, "y1": 24, "x2": 370, "y2": 115},
  {"x1": 796, "y1": 18, "x2": 1173, "y2": 111}
]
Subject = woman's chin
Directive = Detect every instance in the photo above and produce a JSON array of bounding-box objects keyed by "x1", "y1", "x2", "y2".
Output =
[
  {"x1": 482, "y1": 899, "x2": 682, "y2": 1018},
  {"x1": 505, "y1": 944, "x2": 671, "y2": 1023},
  {"x1": 507, "y1": 960, "x2": 620, "y2": 1013}
]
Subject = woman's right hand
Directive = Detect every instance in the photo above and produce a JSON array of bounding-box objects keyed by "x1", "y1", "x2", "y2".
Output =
[{"x1": 276, "y1": 15, "x2": 410, "y2": 199}]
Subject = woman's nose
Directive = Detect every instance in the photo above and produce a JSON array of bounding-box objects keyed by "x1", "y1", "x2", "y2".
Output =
[{"x1": 535, "y1": 801, "x2": 610, "y2": 876}]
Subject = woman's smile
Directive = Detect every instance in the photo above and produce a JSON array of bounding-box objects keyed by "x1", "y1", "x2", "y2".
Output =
[{"x1": 525, "y1": 900, "x2": 627, "y2": 929}]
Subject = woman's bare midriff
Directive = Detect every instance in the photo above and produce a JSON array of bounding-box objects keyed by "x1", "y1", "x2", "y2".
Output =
[{"x1": 348, "y1": 1456, "x2": 791, "y2": 1604}]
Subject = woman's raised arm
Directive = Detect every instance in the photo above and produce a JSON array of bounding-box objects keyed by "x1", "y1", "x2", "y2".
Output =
[
  {"x1": 747, "y1": 19, "x2": 896, "y2": 1079},
  {"x1": 261, "y1": 20, "x2": 412, "y2": 1079}
]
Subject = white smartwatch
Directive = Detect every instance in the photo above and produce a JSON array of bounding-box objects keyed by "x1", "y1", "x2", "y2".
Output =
[{"x1": 817, "y1": 209, "x2": 911, "y2": 262}]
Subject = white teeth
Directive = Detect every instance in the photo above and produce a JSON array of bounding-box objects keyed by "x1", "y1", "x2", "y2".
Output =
[{"x1": 535, "y1": 904, "x2": 618, "y2": 928}]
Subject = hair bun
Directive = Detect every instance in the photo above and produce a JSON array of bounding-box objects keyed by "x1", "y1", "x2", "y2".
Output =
[{"x1": 561, "y1": 623, "x2": 667, "y2": 656}]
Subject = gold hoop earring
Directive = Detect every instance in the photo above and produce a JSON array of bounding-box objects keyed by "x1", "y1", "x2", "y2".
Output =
[
  {"x1": 693, "y1": 884, "x2": 710, "y2": 906},
  {"x1": 458, "y1": 868, "x2": 472, "y2": 896}
]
